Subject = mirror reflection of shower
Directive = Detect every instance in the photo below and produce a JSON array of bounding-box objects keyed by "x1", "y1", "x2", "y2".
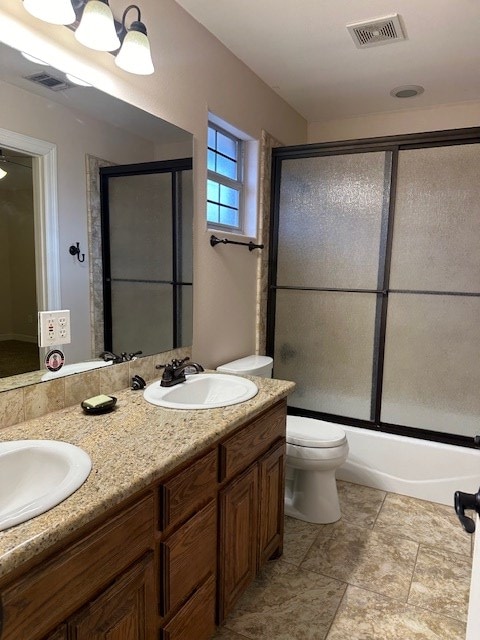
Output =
[{"x1": 0, "y1": 147, "x2": 40, "y2": 377}]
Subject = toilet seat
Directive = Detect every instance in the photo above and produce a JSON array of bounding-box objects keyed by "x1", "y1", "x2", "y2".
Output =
[{"x1": 287, "y1": 416, "x2": 347, "y2": 448}]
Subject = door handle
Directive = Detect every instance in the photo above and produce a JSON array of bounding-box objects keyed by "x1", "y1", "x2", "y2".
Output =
[{"x1": 454, "y1": 489, "x2": 480, "y2": 534}]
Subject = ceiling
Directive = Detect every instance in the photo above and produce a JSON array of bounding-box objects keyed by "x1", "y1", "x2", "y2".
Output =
[{"x1": 174, "y1": 0, "x2": 480, "y2": 123}]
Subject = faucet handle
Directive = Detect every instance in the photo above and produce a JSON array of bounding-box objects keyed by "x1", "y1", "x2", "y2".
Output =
[{"x1": 171, "y1": 357, "x2": 190, "y2": 368}]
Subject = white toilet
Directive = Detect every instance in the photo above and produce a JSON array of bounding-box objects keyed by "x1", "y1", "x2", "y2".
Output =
[{"x1": 217, "y1": 355, "x2": 349, "y2": 524}]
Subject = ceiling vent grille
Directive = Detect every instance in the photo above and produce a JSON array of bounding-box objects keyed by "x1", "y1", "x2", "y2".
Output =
[
  {"x1": 347, "y1": 14, "x2": 406, "y2": 48},
  {"x1": 24, "y1": 72, "x2": 73, "y2": 91}
]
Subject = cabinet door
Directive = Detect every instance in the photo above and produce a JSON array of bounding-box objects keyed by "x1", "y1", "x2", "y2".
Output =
[
  {"x1": 161, "y1": 575, "x2": 216, "y2": 640},
  {"x1": 43, "y1": 626, "x2": 67, "y2": 640},
  {"x1": 218, "y1": 464, "x2": 258, "y2": 623},
  {"x1": 258, "y1": 440, "x2": 286, "y2": 567},
  {"x1": 68, "y1": 554, "x2": 155, "y2": 640},
  {"x1": 160, "y1": 500, "x2": 217, "y2": 617}
]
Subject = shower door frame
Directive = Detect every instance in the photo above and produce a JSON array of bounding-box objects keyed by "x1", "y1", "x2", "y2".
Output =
[
  {"x1": 267, "y1": 127, "x2": 480, "y2": 449},
  {"x1": 100, "y1": 157, "x2": 193, "y2": 353}
]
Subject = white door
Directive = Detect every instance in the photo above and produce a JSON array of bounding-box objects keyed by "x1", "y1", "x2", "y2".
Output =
[{"x1": 466, "y1": 515, "x2": 480, "y2": 639}]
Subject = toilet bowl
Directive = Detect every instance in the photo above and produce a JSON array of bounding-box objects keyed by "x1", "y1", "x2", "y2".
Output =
[
  {"x1": 285, "y1": 416, "x2": 348, "y2": 524},
  {"x1": 216, "y1": 355, "x2": 349, "y2": 525}
]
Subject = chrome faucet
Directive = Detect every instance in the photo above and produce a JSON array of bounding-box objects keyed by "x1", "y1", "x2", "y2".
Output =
[{"x1": 156, "y1": 357, "x2": 204, "y2": 387}]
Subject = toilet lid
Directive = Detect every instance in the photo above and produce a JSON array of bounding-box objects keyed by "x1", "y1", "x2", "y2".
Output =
[{"x1": 286, "y1": 416, "x2": 347, "y2": 448}]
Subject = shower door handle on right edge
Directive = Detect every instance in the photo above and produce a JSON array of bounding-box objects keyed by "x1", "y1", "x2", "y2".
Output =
[{"x1": 454, "y1": 489, "x2": 480, "y2": 534}]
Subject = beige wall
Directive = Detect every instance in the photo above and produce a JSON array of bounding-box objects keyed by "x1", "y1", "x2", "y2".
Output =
[
  {"x1": 0, "y1": 0, "x2": 307, "y2": 370},
  {"x1": 308, "y1": 100, "x2": 480, "y2": 142}
]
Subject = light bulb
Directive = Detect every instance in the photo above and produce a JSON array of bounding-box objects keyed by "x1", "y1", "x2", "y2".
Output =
[
  {"x1": 23, "y1": 0, "x2": 76, "y2": 25},
  {"x1": 75, "y1": 0, "x2": 120, "y2": 52},
  {"x1": 115, "y1": 29, "x2": 154, "y2": 75}
]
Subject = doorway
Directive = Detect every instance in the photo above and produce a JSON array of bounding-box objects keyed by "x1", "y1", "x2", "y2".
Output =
[{"x1": 0, "y1": 130, "x2": 60, "y2": 378}]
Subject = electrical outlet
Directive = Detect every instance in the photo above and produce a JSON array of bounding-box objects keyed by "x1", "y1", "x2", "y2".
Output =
[{"x1": 38, "y1": 310, "x2": 71, "y2": 347}]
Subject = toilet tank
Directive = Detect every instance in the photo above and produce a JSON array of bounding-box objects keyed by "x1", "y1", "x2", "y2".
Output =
[{"x1": 217, "y1": 355, "x2": 273, "y2": 378}]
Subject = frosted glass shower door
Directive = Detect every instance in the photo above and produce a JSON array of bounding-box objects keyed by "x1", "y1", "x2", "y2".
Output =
[
  {"x1": 381, "y1": 144, "x2": 480, "y2": 438},
  {"x1": 102, "y1": 162, "x2": 193, "y2": 357},
  {"x1": 273, "y1": 151, "x2": 392, "y2": 420},
  {"x1": 107, "y1": 172, "x2": 173, "y2": 355}
]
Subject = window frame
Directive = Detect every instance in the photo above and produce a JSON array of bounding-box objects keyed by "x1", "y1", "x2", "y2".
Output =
[{"x1": 207, "y1": 122, "x2": 245, "y2": 233}]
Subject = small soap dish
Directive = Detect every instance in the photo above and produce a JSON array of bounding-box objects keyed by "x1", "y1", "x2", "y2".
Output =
[{"x1": 81, "y1": 395, "x2": 117, "y2": 415}]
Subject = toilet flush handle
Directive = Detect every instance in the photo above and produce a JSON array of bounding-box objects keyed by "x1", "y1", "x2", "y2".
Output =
[{"x1": 454, "y1": 489, "x2": 480, "y2": 534}]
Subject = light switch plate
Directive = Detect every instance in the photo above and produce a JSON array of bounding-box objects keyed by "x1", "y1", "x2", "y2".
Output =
[{"x1": 38, "y1": 310, "x2": 71, "y2": 347}]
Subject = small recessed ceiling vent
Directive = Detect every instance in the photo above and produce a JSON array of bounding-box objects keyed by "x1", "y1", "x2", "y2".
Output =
[
  {"x1": 24, "y1": 72, "x2": 73, "y2": 91},
  {"x1": 347, "y1": 14, "x2": 406, "y2": 48}
]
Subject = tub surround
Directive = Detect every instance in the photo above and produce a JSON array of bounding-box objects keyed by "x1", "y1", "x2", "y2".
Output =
[{"x1": 0, "y1": 373, "x2": 294, "y2": 580}]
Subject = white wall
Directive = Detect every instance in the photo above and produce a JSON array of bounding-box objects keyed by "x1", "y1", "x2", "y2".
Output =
[
  {"x1": 308, "y1": 100, "x2": 480, "y2": 142},
  {"x1": 2, "y1": 79, "x2": 160, "y2": 362},
  {"x1": 0, "y1": 0, "x2": 307, "y2": 369}
]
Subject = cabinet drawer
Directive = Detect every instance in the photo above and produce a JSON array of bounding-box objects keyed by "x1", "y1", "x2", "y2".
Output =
[
  {"x1": 160, "y1": 500, "x2": 216, "y2": 617},
  {"x1": 219, "y1": 401, "x2": 286, "y2": 482},
  {"x1": 159, "y1": 449, "x2": 217, "y2": 530},
  {"x1": 161, "y1": 575, "x2": 216, "y2": 640},
  {"x1": 0, "y1": 495, "x2": 154, "y2": 640},
  {"x1": 67, "y1": 554, "x2": 155, "y2": 640}
]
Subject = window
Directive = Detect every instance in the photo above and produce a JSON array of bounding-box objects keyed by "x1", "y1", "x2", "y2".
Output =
[{"x1": 207, "y1": 123, "x2": 244, "y2": 231}]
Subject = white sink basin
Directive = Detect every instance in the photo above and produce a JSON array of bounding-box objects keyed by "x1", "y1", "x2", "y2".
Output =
[
  {"x1": 41, "y1": 360, "x2": 112, "y2": 381},
  {"x1": 143, "y1": 373, "x2": 258, "y2": 409},
  {"x1": 0, "y1": 440, "x2": 92, "y2": 531}
]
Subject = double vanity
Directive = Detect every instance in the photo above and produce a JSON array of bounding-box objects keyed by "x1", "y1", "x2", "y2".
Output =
[{"x1": 0, "y1": 373, "x2": 294, "y2": 640}]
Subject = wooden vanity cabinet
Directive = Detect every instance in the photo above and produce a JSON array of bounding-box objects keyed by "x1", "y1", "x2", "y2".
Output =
[
  {"x1": 44, "y1": 627, "x2": 67, "y2": 640},
  {"x1": 0, "y1": 399, "x2": 287, "y2": 640},
  {"x1": 217, "y1": 401, "x2": 286, "y2": 622},
  {"x1": 1, "y1": 495, "x2": 155, "y2": 640},
  {"x1": 157, "y1": 449, "x2": 218, "y2": 640},
  {"x1": 67, "y1": 554, "x2": 155, "y2": 639}
]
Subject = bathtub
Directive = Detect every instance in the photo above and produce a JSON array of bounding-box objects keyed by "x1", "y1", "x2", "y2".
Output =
[{"x1": 336, "y1": 425, "x2": 480, "y2": 506}]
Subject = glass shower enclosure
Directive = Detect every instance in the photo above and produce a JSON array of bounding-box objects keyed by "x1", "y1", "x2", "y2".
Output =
[
  {"x1": 268, "y1": 130, "x2": 480, "y2": 447},
  {"x1": 100, "y1": 158, "x2": 193, "y2": 357}
]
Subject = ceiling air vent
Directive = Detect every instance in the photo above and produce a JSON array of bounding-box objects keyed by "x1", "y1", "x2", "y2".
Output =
[
  {"x1": 347, "y1": 14, "x2": 406, "y2": 48},
  {"x1": 24, "y1": 72, "x2": 73, "y2": 91}
]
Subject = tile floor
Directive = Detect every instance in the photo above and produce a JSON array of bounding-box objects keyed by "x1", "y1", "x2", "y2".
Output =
[{"x1": 213, "y1": 481, "x2": 472, "y2": 640}]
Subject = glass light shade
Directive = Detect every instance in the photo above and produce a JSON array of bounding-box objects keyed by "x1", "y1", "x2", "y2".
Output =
[
  {"x1": 75, "y1": 1, "x2": 121, "y2": 52},
  {"x1": 115, "y1": 30, "x2": 154, "y2": 75},
  {"x1": 23, "y1": 0, "x2": 76, "y2": 25},
  {"x1": 66, "y1": 73, "x2": 92, "y2": 87},
  {"x1": 21, "y1": 52, "x2": 50, "y2": 65},
  {"x1": 0, "y1": 167, "x2": 7, "y2": 180}
]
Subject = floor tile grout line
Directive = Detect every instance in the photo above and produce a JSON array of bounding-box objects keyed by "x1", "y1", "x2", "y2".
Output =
[
  {"x1": 406, "y1": 540, "x2": 421, "y2": 603},
  {"x1": 370, "y1": 488, "x2": 388, "y2": 530},
  {"x1": 323, "y1": 580, "x2": 349, "y2": 640},
  {"x1": 404, "y1": 596, "x2": 469, "y2": 625}
]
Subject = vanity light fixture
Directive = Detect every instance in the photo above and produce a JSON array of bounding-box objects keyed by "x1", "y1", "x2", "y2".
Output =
[
  {"x1": 21, "y1": 0, "x2": 154, "y2": 76},
  {"x1": 66, "y1": 73, "x2": 92, "y2": 86},
  {"x1": 23, "y1": 0, "x2": 76, "y2": 25},
  {"x1": 21, "y1": 52, "x2": 50, "y2": 65},
  {"x1": 75, "y1": 0, "x2": 121, "y2": 52},
  {"x1": 115, "y1": 5, "x2": 154, "y2": 75}
]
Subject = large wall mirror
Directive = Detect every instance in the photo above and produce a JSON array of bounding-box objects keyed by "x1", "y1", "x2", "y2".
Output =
[{"x1": 0, "y1": 40, "x2": 193, "y2": 392}]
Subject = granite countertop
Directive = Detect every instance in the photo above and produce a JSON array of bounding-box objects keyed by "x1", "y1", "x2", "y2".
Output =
[{"x1": 0, "y1": 374, "x2": 294, "y2": 580}]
